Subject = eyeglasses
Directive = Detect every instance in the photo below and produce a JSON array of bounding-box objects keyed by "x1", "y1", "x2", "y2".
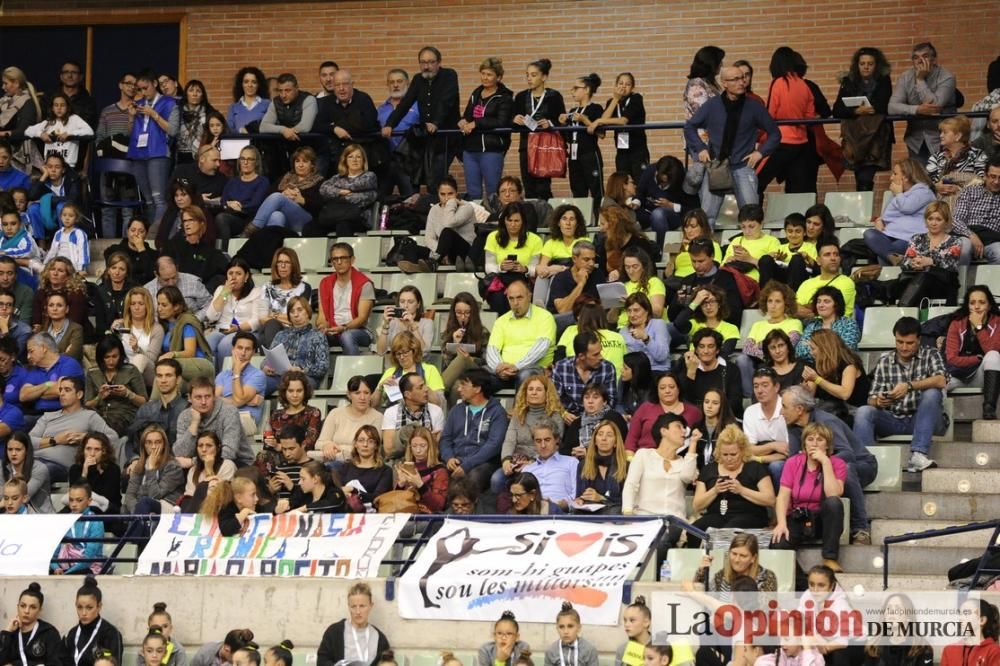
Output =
[
  {"x1": 330, "y1": 255, "x2": 352, "y2": 262},
  {"x1": 395, "y1": 349, "x2": 414, "y2": 356},
  {"x1": 121, "y1": 79, "x2": 137, "y2": 87},
  {"x1": 238, "y1": 157, "x2": 257, "y2": 162},
  {"x1": 275, "y1": 259, "x2": 292, "y2": 265},
  {"x1": 510, "y1": 491, "x2": 530, "y2": 499}
]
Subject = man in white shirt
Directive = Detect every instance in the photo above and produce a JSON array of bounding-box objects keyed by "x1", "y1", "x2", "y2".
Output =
[{"x1": 741, "y1": 367, "x2": 789, "y2": 486}]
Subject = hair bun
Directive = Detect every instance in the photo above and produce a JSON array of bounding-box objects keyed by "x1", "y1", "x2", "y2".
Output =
[
  {"x1": 27, "y1": 582, "x2": 41, "y2": 592},
  {"x1": 83, "y1": 575, "x2": 99, "y2": 588},
  {"x1": 153, "y1": 602, "x2": 167, "y2": 612},
  {"x1": 633, "y1": 595, "x2": 647, "y2": 606},
  {"x1": 500, "y1": 610, "x2": 516, "y2": 620},
  {"x1": 280, "y1": 641, "x2": 294, "y2": 650},
  {"x1": 560, "y1": 601, "x2": 574, "y2": 612}
]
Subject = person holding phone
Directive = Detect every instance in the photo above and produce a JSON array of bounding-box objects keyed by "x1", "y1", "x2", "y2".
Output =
[
  {"x1": 376, "y1": 285, "x2": 434, "y2": 358},
  {"x1": 440, "y1": 293, "x2": 489, "y2": 403},
  {"x1": 395, "y1": 425, "x2": 449, "y2": 513},
  {"x1": 84, "y1": 334, "x2": 148, "y2": 437},
  {"x1": 483, "y1": 202, "x2": 543, "y2": 314}
]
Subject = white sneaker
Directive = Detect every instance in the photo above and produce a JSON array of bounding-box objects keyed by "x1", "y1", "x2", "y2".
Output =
[{"x1": 907, "y1": 451, "x2": 937, "y2": 472}]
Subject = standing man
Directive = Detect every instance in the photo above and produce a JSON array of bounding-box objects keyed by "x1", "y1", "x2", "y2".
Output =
[
  {"x1": 382, "y1": 46, "x2": 460, "y2": 191},
  {"x1": 95, "y1": 72, "x2": 139, "y2": 238},
  {"x1": 313, "y1": 69, "x2": 388, "y2": 177},
  {"x1": 51, "y1": 60, "x2": 97, "y2": 129},
  {"x1": 683, "y1": 66, "x2": 780, "y2": 229},
  {"x1": 260, "y1": 73, "x2": 319, "y2": 165},
  {"x1": 888, "y1": 42, "x2": 957, "y2": 162},
  {"x1": 315, "y1": 61, "x2": 340, "y2": 99},
  {"x1": 377, "y1": 69, "x2": 420, "y2": 197}
]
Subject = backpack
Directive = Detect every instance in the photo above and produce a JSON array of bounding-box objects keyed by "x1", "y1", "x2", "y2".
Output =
[{"x1": 720, "y1": 265, "x2": 760, "y2": 308}]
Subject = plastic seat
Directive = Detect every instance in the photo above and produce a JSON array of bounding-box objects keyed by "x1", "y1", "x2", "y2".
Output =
[
  {"x1": 716, "y1": 194, "x2": 740, "y2": 228},
  {"x1": 549, "y1": 197, "x2": 593, "y2": 224},
  {"x1": 307, "y1": 397, "x2": 329, "y2": 418},
  {"x1": 866, "y1": 445, "x2": 903, "y2": 492},
  {"x1": 836, "y1": 226, "x2": 866, "y2": 244},
  {"x1": 385, "y1": 273, "x2": 438, "y2": 305},
  {"x1": 973, "y1": 265, "x2": 1000, "y2": 287},
  {"x1": 440, "y1": 273, "x2": 480, "y2": 302},
  {"x1": 764, "y1": 192, "x2": 816, "y2": 225},
  {"x1": 736, "y1": 309, "x2": 764, "y2": 350},
  {"x1": 228, "y1": 237, "x2": 249, "y2": 257},
  {"x1": 283, "y1": 237, "x2": 330, "y2": 272},
  {"x1": 339, "y1": 236, "x2": 382, "y2": 271},
  {"x1": 90, "y1": 158, "x2": 144, "y2": 229},
  {"x1": 858, "y1": 307, "x2": 917, "y2": 349},
  {"x1": 824, "y1": 191, "x2": 874, "y2": 226},
  {"x1": 329, "y1": 355, "x2": 384, "y2": 394}
]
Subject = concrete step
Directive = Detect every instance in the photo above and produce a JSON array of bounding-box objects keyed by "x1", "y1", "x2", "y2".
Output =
[
  {"x1": 866, "y1": 492, "x2": 1000, "y2": 521},
  {"x1": 836, "y1": 572, "x2": 951, "y2": 592},
  {"x1": 871, "y1": 519, "x2": 1000, "y2": 548},
  {"x1": 973, "y1": 420, "x2": 1000, "y2": 443},
  {"x1": 921, "y1": 468, "x2": 1000, "y2": 494},
  {"x1": 870, "y1": 441, "x2": 1000, "y2": 469},
  {"x1": 798, "y1": 546, "x2": 985, "y2": 576}
]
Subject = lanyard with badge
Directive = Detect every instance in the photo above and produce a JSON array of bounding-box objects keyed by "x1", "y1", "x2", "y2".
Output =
[
  {"x1": 351, "y1": 626, "x2": 370, "y2": 664},
  {"x1": 559, "y1": 640, "x2": 578, "y2": 666},
  {"x1": 137, "y1": 95, "x2": 158, "y2": 149},
  {"x1": 73, "y1": 620, "x2": 102, "y2": 666},
  {"x1": 616, "y1": 96, "x2": 631, "y2": 150},
  {"x1": 18, "y1": 624, "x2": 38, "y2": 666},
  {"x1": 569, "y1": 106, "x2": 584, "y2": 160}
]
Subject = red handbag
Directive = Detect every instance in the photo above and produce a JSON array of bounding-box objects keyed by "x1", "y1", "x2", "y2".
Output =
[{"x1": 527, "y1": 131, "x2": 567, "y2": 178}]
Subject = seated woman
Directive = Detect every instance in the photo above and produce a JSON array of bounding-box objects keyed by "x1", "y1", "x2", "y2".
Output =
[
  {"x1": 202, "y1": 257, "x2": 267, "y2": 371},
  {"x1": 317, "y1": 583, "x2": 390, "y2": 666},
  {"x1": 200, "y1": 477, "x2": 259, "y2": 536},
  {"x1": 493, "y1": 374, "x2": 564, "y2": 494},
  {"x1": 84, "y1": 335, "x2": 148, "y2": 437},
  {"x1": 940, "y1": 599, "x2": 1000, "y2": 666},
  {"x1": 215, "y1": 145, "x2": 269, "y2": 244},
  {"x1": 596, "y1": 205, "x2": 657, "y2": 279},
  {"x1": 156, "y1": 285, "x2": 215, "y2": 381},
  {"x1": 264, "y1": 297, "x2": 328, "y2": 395},
  {"x1": 409, "y1": 175, "x2": 476, "y2": 272},
  {"x1": 573, "y1": 418, "x2": 628, "y2": 514},
  {"x1": 536, "y1": 204, "x2": 588, "y2": 279},
  {"x1": 374, "y1": 332, "x2": 445, "y2": 408},
  {"x1": 317, "y1": 376, "x2": 383, "y2": 464},
  {"x1": 945, "y1": 284, "x2": 1000, "y2": 419},
  {"x1": 635, "y1": 155, "x2": 699, "y2": 248},
  {"x1": 561, "y1": 384, "x2": 629, "y2": 458},
  {"x1": 927, "y1": 115, "x2": 988, "y2": 203},
  {"x1": 600, "y1": 171, "x2": 640, "y2": 223},
  {"x1": 94, "y1": 252, "x2": 138, "y2": 337},
  {"x1": 247, "y1": 147, "x2": 325, "y2": 234},
  {"x1": 508, "y1": 472, "x2": 563, "y2": 515},
  {"x1": 863, "y1": 157, "x2": 937, "y2": 265},
  {"x1": 181, "y1": 431, "x2": 236, "y2": 512},
  {"x1": 123, "y1": 425, "x2": 185, "y2": 514},
  {"x1": 24, "y1": 92, "x2": 92, "y2": 170},
  {"x1": 306, "y1": 144, "x2": 378, "y2": 237},
  {"x1": 664, "y1": 208, "x2": 723, "y2": 280},
  {"x1": 287, "y1": 460, "x2": 349, "y2": 513},
  {"x1": 615, "y1": 247, "x2": 666, "y2": 326},
  {"x1": 733, "y1": 280, "x2": 802, "y2": 396},
  {"x1": 690, "y1": 425, "x2": 775, "y2": 547},
  {"x1": 762, "y1": 329, "x2": 807, "y2": 390},
  {"x1": 801, "y1": 329, "x2": 869, "y2": 421},
  {"x1": 394, "y1": 425, "x2": 449, "y2": 513},
  {"x1": 691, "y1": 387, "x2": 739, "y2": 471},
  {"x1": 863, "y1": 593, "x2": 935, "y2": 666},
  {"x1": 482, "y1": 202, "x2": 543, "y2": 314},
  {"x1": 259, "y1": 248, "x2": 312, "y2": 347},
  {"x1": 795, "y1": 286, "x2": 860, "y2": 362},
  {"x1": 625, "y1": 373, "x2": 702, "y2": 453},
  {"x1": 440, "y1": 293, "x2": 490, "y2": 401},
  {"x1": 671, "y1": 284, "x2": 740, "y2": 356},
  {"x1": 339, "y1": 426, "x2": 394, "y2": 510},
  {"x1": 154, "y1": 179, "x2": 217, "y2": 250},
  {"x1": 41, "y1": 291, "x2": 83, "y2": 361},
  {"x1": 164, "y1": 206, "x2": 228, "y2": 290},
  {"x1": 556, "y1": 301, "x2": 627, "y2": 377},
  {"x1": 31, "y1": 257, "x2": 88, "y2": 337},
  {"x1": 771, "y1": 422, "x2": 846, "y2": 573},
  {"x1": 892, "y1": 201, "x2": 961, "y2": 306},
  {"x1": 619, "y1": 351, "x2": 652, "y2": 418},
  {"x1": 376, "y1": 286, "x2": 435, "y2": 359},
  {"x1": 691, "y1": 533, "x2": 777, "y2": 599},
  {"x1": 2, "y1": 432, "x2": 53, "y2": 513},
  {"x1": 264, "y1": 370, "x2": 322, "y2": 451},
  {"x1": 69, "y1": 432, "x2": 122, "y2": 515},
  {"x1": 619, "y1": 292, "x2": 670, "y2": 372}
]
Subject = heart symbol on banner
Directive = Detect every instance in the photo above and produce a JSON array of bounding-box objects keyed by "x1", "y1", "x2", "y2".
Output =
[{"x1": 555, "y1": 532, "x2": 602, "y2": 557}]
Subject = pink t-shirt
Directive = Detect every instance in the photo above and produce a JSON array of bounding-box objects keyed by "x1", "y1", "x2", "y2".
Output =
[{"x1": 779, "y1": 453, "x2": 847, "y2": 513}]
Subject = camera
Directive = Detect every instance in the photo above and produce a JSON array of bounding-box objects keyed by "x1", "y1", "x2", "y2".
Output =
[
  {"x1": 392, "y1": 307, "x2": 405, "y2": 318},
  {"x1": 791, "y1": 507, "x2": 816, "y2": 540}
]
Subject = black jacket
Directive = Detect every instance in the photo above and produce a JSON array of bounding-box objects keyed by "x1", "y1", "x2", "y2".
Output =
[
  {"x1": 28, "y1": 170, "x2": 84, "y2": 208},
  {"x1": 163, "y1": 237, "x2": 228, "y2": 285},
  {"x1": 103, "y1": 241, "x2": 158, "y2": 286},
  {"x1": 513, "y1": 88, "x2": 566, "y2": 153},
  {"x1": 314, "y1": 89, "x2": 389, "y2": 168},
  {"x1": 60, "y1": 617, "x2": 124, "y2": 666},
  {"x1": 386, "y1": 68, "x2": 460, "y2": 131},
  {"x1": 461, "y1": 83, "x2": 514, "y2": 153},
  {"x1": 833, "y1": 75, "x2": 893, "y2": 118},
  {"x1": 668, "y1": 265, "x2": 744, "y2": 326},
  {"x1": 48, "y1": 87, "x2": 98, "y2": 129},
  {"x1": 0, "y1": 620, "x2": 64, "y2": 666},
  {"x1": 316, "y1": 619, "x2": 390, "y2": 666}
]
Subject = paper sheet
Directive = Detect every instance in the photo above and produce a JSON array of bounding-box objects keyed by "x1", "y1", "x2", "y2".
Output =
[
  {"x1": 264, "y1": 343, "x2": 292, "y2": 374},
  {"x1": 597, "y1": 281, "x2": 628, "y2": 309},
  {"x1": 220, "y1": 138, "x2": 251, "y2": 160}
]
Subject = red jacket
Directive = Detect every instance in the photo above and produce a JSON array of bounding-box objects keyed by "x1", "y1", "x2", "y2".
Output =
[
  {"x1": 318, "y1": 268, "x2": 372, "y2": 328},
  {"x1": 945, "y1": 314, "x2": 1000, "y2": 370},
  {"x1": 767, "y1": 74, "x2": 815, "y2": 144},
  {"x1": 940, "y1": 638, "x2": 1000, "y2": 666}
]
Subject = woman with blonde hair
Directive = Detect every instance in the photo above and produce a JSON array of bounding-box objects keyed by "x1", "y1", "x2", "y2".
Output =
[
  {"x1": 927, "y1": 115, "x2": 987, "y2": 198},
  {"x1": 690, "y1": 424, "x2": 774, "y2": 546},
  {"x1": 32, "y1": 256, "x2": 89, "y2": 333},
  {"x1": 374, "y1": 331, "x2": 445, "y2": 408},
  {"x1": 123, "y1": 425, "x2": 185, "y2": 514},
  {"x1": 574, "y1": 419, "x2": 628, "y2": 514},
  {"x1": 0, "y1": 66, "x2": 42, "y2": 170},
  {"x1": 395, "y1": 425, "x2": 449, "y2": 513},
  {"x1": 492, "y1": 374, "x2": 564, "y2": 494},
  {"x1": 307, "y1": 143, "x2": 378, "y2": 237},
  {"x1": 733, "y1": 280, "x2": 802, "y2": 396},
  {"x1": 891, "y1": 200, "x2": 962, "y2": 306},
  {"x1": 692, "y1": 533, "x2": 777, "y2": 599},
  {"x1": 864, "y1": 157, "x2": 937, "y2": 265},
  {"x1": 199, "y1": 476, "x2": 258, "y2": 536}
]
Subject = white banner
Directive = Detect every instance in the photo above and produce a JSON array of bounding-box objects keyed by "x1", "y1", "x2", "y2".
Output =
[
  {"x1": 0, "y1": 514, "x2": 81, "y2": 575},
  {"x1": 397, "y1": 518, "x2": 662, "y2": 625},
  {"x1": 136, "y1": 512, "x2": 409, "y2": 577}
]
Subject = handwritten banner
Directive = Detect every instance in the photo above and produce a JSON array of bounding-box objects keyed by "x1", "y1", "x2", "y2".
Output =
[
  {"x1": 136, "y1": 513, "x2": 409, "y2": 577},
  {"x1": 0, "y1": 515, "x2": 81, "y2": 575},
  {"x1": 397, "y1": 518, "x2": 662, "y2": 625}
]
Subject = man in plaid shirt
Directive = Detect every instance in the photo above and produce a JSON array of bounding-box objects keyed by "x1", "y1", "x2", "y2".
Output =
[
  {"x1": 853, "y1": 316, "x2": 949, "y2": 472},
  {"x1": 952, "y1": 156, "x2": 1000, "y2": 263},
  {"x1": 551, "y1": 331, "x2": 617, "y2": 419}
]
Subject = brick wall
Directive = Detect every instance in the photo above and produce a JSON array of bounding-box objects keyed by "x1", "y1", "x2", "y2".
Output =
[{"x1": 6, "y1": 0, "x2": 1000, "y2": 198}]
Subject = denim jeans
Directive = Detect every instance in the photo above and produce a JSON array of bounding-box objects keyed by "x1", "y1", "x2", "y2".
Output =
[
  {"x1": 700, "y1": 164, "x2": 759, "y2": 229},
  {"x1": 731, "y1": 352, "x2": 756, "y2": 398},
  {"x1": 329, "y1": 328, "x2": 373, "y2": 356},
  {"x1": 489, "y1": 467, "x2": 512, "y2": 495},
  {"x1": 650, "y1": 207, "x2": 682, "y2": 249},
  {"x1": 252, "y1": 192, "x2": 313, "y2": 232},
  {"x1": 100, "y1": 173, "x2": 136, "y2": 239},
  {"x1": 852, "y1": 388, "x2": 947, "y2": 454},
  {"x1": 206, "y1": 330, "x2": 236, "y2": 372},
  {"x1": 843, "y1": 456, "x2": 876, "y2": 533},
  {"x1": 463, "y1": 151, "x2": 505, "y2": 201},
  {"x1": 863, "y1": 228, "x2": 910, "y2": 265},
  {"x1": 132, "y1": 157, "x2": 172, "y2": 228}
]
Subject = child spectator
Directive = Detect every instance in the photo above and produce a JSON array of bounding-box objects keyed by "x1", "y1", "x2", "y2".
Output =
[
  {"x1": 721, "y1": 204, "x2": 781, "y2": 284},
  {"x1": 478, "y1": 611, "x2": 529, "y2": 666},
  {"x1": 43, "y1": 202, "x2": 90, "y2": 275},
  {"x1": 0, "y1": 207, "x2": 41, "y2": 288},
  {"x1": 544, "y1": 602, "x2": 598, "y2": 666},
  {"x1": 23, "y1": 93, "x2": 93, "y2": 169},
  {"x1": 51, "y1": 481, "x2": 104, "y2": 575},
  {"x1": 2, "y1": 476, "x2": 31, "y2": 514}
]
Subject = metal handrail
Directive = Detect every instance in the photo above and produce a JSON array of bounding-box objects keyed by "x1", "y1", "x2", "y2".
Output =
[{"x1": 880, "y1": 518, "x2": 1000, "y2": 590}]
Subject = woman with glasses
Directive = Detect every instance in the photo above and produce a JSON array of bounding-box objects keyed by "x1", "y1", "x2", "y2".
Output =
[
  {"x1": 215, "y1": 146, "x2": 269, "y2": 246},
  {"x1": 260, "y1": 247, "x2": 311, "y2": 347},
  {"x1": 374, "y1": 331, "x2": 445, "y2": 408},
  {"x1": 127, "y1": 72, "x2": 179, "y2": 230},
  {"x1": 339, "y1": 426, "x2": 394, "y2": 510}
]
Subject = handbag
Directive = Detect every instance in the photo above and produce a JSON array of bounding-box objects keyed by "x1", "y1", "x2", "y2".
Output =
[
  {"x1": 374, "y1": 488, "x2": 420, "y2": 513},
  {"x1": 527, "y1": 131, "x2": 567, "y2": 178},
  {"x1": 706, "y1": 158, "x2": 733, "y2": 192}
]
